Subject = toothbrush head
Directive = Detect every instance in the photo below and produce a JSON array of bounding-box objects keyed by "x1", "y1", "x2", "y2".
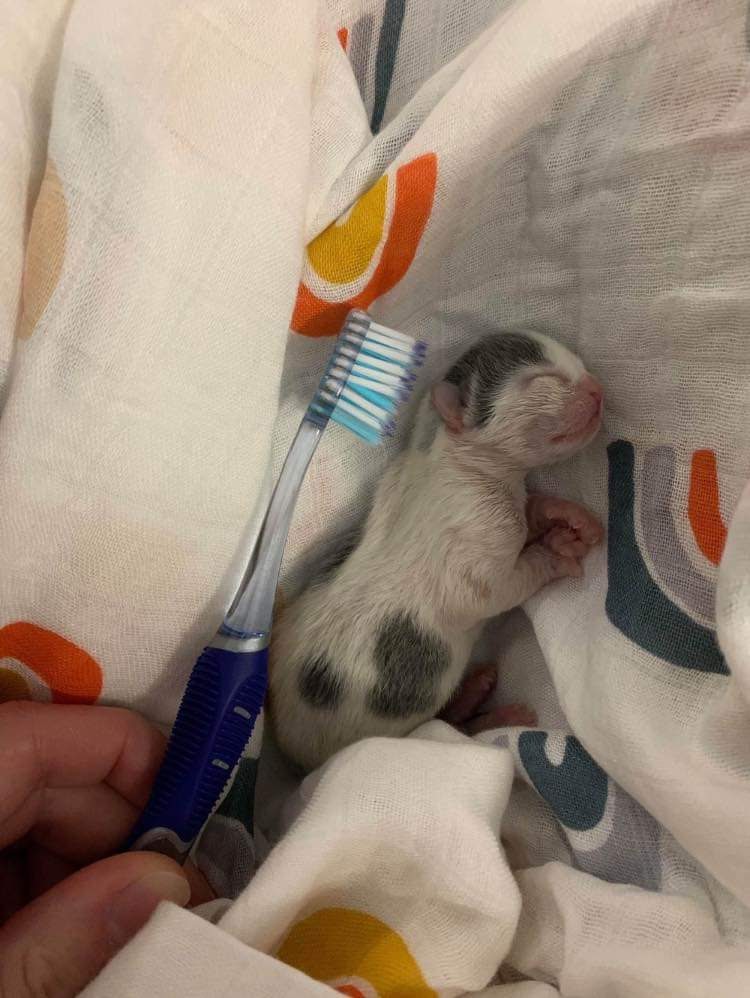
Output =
[{"x1": 306, "y1": 310, "x2": 427, "y2": 445}]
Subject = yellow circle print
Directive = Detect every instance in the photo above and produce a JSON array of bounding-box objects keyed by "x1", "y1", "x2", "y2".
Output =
[
  {"x1": 277, "y1": 907, "x2": 436, "y2": 997},
  {"x1": 19, "y1": 158, "x2": 68, "y2": 339}
]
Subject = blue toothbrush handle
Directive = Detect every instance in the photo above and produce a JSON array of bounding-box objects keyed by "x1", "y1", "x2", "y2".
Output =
[{"x1": 125, "y1": 643, "x2": 268, "y2": 862}]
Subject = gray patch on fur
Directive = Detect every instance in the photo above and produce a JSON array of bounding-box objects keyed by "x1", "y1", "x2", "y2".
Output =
[
  {"x1": 445, "y1": 332, "x2": 546, "y2": 426},
  {"x1": 298, "y1": 655, "x2": 347, "y2": 709},
  {"x1": 313, "y1": 525, "x2": 363, "y2": 581},
  {"x1": 368, "y1": 613, "x2": 451, "y2": 718},
  {"x1": 414, "y1": 408, "x2": 441, "y2": 453}
]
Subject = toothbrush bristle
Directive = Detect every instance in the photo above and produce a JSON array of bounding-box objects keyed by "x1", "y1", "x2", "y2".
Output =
[{"x1": 310, "y1": 310, "x2": 425, "y2": 445}]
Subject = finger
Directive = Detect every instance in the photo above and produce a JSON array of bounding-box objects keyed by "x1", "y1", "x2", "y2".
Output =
[
  {"x1": 30, "y1": 785, "x2": 139, "y2": 866},
  {"x1": 0, "y1": 701, "x2": 165, "y2": 848},
  {"x1": 20, "y1": 850, "x2": 215, "y2": 922},
  {"x1": 0, "y1": 851, "x2": 191, "y2": 998},
  {"x1": 182, "y1": 860, "x2": 216, "y2": 907},
  {"x1": 0, "y1": 850, "x2": 25, "y2": 923},
  {"x1": 23, "y1": 842, "x2": 77, "y2": 903}
]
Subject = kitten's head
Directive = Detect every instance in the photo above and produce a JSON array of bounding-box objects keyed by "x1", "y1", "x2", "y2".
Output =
[{"x1": 431, "y1": 330, "x2": 603, "y2": 468}]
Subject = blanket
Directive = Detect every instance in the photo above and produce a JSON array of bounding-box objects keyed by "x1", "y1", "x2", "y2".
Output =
[{"x1": 2, "y1": 0, "x2": 750, "y2": 994}]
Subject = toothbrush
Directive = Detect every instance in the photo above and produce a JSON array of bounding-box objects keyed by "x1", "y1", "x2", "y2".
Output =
[{"x1": 126, "y1": 309, "x2": 426, "y2": 862}]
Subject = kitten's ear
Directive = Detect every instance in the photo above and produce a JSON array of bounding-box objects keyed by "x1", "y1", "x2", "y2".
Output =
[{"x1": 431, "y1": 381, "x2": 464, "y2": 435}]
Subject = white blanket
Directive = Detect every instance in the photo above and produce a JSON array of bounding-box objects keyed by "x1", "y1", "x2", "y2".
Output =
[{"x1": 2, "y1": 0, "x2": 750, "y2": 994}]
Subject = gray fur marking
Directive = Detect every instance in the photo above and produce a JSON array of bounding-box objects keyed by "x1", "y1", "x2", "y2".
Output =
[
  {"x1": 368, "y1": 612, "x2": 451, "y2": 718},
  {"x1": 414, "y1": 408, "x2": 441, "y2": 453},
  {"x1": 314, "y1": 525, "x2": 362, "y2": 582},
  {"x1": 298, "y1": 655, "x2": 347, "y2": 710},
  {"x1": 445, "y1": 332, "x2": 545, "y2": 426}
]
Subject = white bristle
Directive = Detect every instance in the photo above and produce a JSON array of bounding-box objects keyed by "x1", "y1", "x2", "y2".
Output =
[
  {"x1": 337, "y1": 344, "x2": 362, "y2": 361},
  {"x1": 309, "y1": 311, "x2": 425, "y2": 445},
  {"x1": 326, "y1": 378, "x2": 389, "y2": 418},
  {"x1": 344, "y1": 329, "x2": 414, "y2": 360},
  {"x1": 337, "y1": 344, "x2": 410, "y2": 374},
  {"x1": 351, "y1": 353, "x2": 409, "y2": 378},
  {"x1": 348, "y1": 313, "x2": 415, "y2": 347},
  {"x1": 330, "y1": 354, "x2": 354, "y2": 372},
  {"x1": 319, "y1": 390, "x2": 384, "y2": 430},
  {"x1": 333, "y1": 364, "x2": 405, "y2": 388},
  {"x1": 363, "y1": 343, "x2": 415, "y2": 365},
  {"x1": 336, "y1": 384, "x2": 390, "y2": 418}
]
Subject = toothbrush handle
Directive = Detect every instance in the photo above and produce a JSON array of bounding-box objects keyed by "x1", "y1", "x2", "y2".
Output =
[{"x1": 125, "y1": 643, "x2": 268, "y2": 862}]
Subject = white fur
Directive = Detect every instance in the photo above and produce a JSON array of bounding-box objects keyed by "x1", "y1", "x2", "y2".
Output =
[
  {"x1": 269, "y1": 331, "x2": 601, "y2": 771},
  {"x1": 526, "y1": 330, "x2": 585, "y2": 382}
]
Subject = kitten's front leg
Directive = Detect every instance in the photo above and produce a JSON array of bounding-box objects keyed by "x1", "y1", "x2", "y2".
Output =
[
  {"x1": 526, "y1": 494, "x2": 603, "y2": 558},
  {"x1": 489, "y1": 542, "x2": 582, "y2": 615}
]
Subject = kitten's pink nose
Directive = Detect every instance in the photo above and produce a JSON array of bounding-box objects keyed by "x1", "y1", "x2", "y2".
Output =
[
  {"x1": 552, "y1": 374, "x2": 604, "y2": 443},
  {"x1": 579, "y1": 374, "x2": 603, "y2": 412}
]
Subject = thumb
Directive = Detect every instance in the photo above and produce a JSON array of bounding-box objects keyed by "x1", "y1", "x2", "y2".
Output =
[{"x1": 0, "y1": 851, "x2": 191, "y2": 997}]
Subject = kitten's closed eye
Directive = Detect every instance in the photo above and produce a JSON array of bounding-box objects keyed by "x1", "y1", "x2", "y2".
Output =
[{"x1": 519, "y1": 369, "x2": 571, "y2": 389}]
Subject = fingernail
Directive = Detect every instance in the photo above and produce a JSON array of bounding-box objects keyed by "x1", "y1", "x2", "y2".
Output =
[
  {"x1": 131, "y1": 871, "x2": 192, "y2": 907},
  {"x1": 108, "y1": 871, "x2": 191, "y2": 947}
]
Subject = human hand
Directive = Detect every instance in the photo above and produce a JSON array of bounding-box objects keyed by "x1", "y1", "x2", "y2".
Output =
[{"x1": 0, "y1": 701, "x2": 214, "y2": 997}]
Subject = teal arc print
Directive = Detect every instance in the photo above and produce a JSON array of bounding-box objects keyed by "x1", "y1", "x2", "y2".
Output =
[
  {"x1": 518, "y1": 732, "x2": 608, "y2": 831},
  {"x1": 216, "y1": 756, "x2": 258, "y2": 832},
  {"x1": 371, "y1": 0, "x2": 407, "y2": 133},
  {"x1": 605, "y1": 440, "x2": 727, "y2": 675}
]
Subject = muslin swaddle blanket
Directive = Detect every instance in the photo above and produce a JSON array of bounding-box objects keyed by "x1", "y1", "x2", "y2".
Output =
[{"x1": 2, "y1": 0, "x2": 750, "y2": 994}]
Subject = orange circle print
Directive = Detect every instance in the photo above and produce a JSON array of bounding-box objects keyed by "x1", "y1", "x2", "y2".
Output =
[
  {"x1": 291, "y1": 153, "x2": 438, "y2": 337},
  {"x1": 0, "y1": 622, "x2": 102, "y2": 704}
]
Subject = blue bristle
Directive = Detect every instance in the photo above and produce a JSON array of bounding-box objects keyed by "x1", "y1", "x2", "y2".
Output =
[
  {"x1": 354, "y1": 386, "x2": 398, "y2": 412},
  {"x1": 359, "y1": 345, "x2": 402, "y2": 364},
  {"x1": 330, "y1": 408, "x2": 383, "y2": 445}
]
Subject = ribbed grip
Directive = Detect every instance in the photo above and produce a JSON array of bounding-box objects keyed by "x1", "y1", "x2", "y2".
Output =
[{"x1": 125, "y1": 645, "x2": 268, "y2": 851}]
